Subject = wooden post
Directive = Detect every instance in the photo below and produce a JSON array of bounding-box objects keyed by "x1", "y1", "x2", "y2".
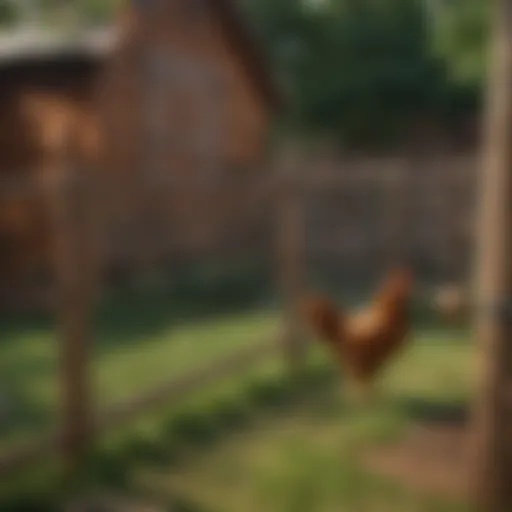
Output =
[
  {"x1": 143, "y1": 47, "x2": 168, "y2": 272},
  {"x1": 471, "y1": 1, "x2": 512, "y2": 509},
  {"x1": 276, "y1": 141, "x2": 307, "y2": 374},
  {"x1": 49, "y1": 149, "x2": 95, "y2": 473},
  {"x1": 386, "y1": 161, "x2": 409, "y2": 270}
]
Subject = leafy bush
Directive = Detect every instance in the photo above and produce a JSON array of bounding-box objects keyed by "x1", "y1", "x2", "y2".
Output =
[{"x1": 243, "y1": 0, "x2": 485, "y2": 147}]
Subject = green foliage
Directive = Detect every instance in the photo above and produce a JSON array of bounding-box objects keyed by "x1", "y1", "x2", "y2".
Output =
[
  {"x1": 79, "y1": 0, "x2": 121, "y2": 25},
  {"x1": 169, "y1": 261, "x2": 272, "y2": 311},
  {"x1": 0, "y1": 0, "x2": 487, "y2": 146},
  {"x1": 0, "y1": 1, "x2": 20, "y2": 26},
  {"x1": 0, "y1": 0, "x2": 120, "y2": 29},
  {"x1": 244, "y1": 0, "x2": 486, "y2": 147},
  {"x1": 0, "y1": 327, "x2": 471, "y2": 510},
  {"x1": 431, "y1": 0, "x2": 490, "y2": 88}
]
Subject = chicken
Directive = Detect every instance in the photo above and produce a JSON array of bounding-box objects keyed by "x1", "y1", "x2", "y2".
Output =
[{"x1": 301, "y1": 268, "x2": 414, "y2": 401}]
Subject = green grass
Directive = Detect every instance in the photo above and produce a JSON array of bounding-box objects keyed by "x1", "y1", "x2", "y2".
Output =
[
  {"x1": 129, "y1": 330, "x2": 473, "y2": 512},
  {"x1": 0, "y1": 291, "x2": 279, "y2": 449},
  {"x1": 0, "y1": 289, "x2": 474, "y2": 511}
]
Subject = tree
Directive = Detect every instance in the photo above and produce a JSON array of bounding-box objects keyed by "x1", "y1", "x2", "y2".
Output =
[
  {"x1": 0, "y1": 0, "x2": 21, "y2": 26},
  {"x1": 471, "y1": 1, "x2": 512, "y2": 508},
  {"x1": 431, "y1": 0, "x2": 490, "y2": 89},
  {"x1": 0, "y1": 0, "x2": 121, "y2": 28},
  {"x1": 244, "y1": 0, "x2": 464, "y2": 146}
]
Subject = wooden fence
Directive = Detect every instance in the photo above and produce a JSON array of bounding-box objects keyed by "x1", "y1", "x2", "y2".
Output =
[
  {"x1": 275, "y1": 149, "x2": 478, "y2": 293},
  {"x1": 0, "y1": 157, "x2": 301, "y2": 477},
  {"x1": 0, "y1": 146, "x2": 479, "y2": 478}
]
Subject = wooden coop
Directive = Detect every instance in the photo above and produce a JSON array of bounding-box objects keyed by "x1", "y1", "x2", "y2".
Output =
[
  {"x1": 0, "y1": 0, "x2": 280, "y2": 307},
  {"x1": 0, "y1": 31, "x2": 105, "y2": 307}
]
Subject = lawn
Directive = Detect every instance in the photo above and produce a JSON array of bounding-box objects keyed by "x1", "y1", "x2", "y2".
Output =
[
  {"x1": 0, "y1": 290, "x2": 280, "y2": 449},
  {"x1": 0, "y1": 287, "x2": 475, "y2": 512},
  {"x1": 127, "y1": 329, "x2": 473, "y2": 512}
]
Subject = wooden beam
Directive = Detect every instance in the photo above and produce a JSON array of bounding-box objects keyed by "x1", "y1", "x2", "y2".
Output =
[
  {"x1": 49, "y1": 161, "x2": 95, "y2": 473},
  {"x1": 385, "y1": 163, "x2": 410, "y2": 269},
  {"x1": 276, "y1": 141, "x2": 307, "y2": 373},
  {"x1": 471, "y1": 1, "x2": 512, "y2": 509}
]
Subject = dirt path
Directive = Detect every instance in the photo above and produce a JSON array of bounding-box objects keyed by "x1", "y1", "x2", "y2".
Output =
[{"x1": 364, "y1": 421, "x2": 471, "y2": 500}]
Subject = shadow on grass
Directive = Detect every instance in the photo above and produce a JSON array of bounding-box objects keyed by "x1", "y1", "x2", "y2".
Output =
[
  {"x1": 396, "y1": 396, "x2": 469, "y2": 425},
  {"x1": 151, "y1": 494, "x2": 216, "y2": 512},
  {"x1": 0, "y1": 360, "x2": 57, "y2": 441},
  {"x1": 82, "y1": 366, "x2": 338, "y2": 487},
  {"x1": 0, "y1": 277, "x2": 467, "y2": 352},
  {"x1": 0, "y1": 312, "x2": 54, "y2": 345},
  {"x1": 0, "y1": 361, "x2": 473, "y2": 511},
  {"x1": 0, "y1": 285, "x2": 276, "y2": 461},
  {"x1": 83, "y1": 370, "x2": 471, "y2": 489},
  {"x1": 93, "y1": 289, "x2": 268, "y2": 348},
  {"x1": 64, "y1": 491, "x2": 214, "y2": 512},
  {"x1": 0, "y1": 286, "x2": 271, "y2": 351},
  {"x1": 0, "y1": 387, "x2": 51, "y2": 438},
  {"x1": 77, "y1": 378, "x2": 469, "y2": 512}
]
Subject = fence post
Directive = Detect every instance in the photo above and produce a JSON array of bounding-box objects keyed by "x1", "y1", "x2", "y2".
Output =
[
  {"x1": 386, "y1": 160, "x2": 410, "y2": 269},
  {"x1": 471, "y1": 0, "x2": 512, "y2": 509},
  {"x1": 49, "y1": 154, "x2": 95, "y2": 473},
  {"x1": 276, "y1": 142, "x2": 307, "y2": 375}
]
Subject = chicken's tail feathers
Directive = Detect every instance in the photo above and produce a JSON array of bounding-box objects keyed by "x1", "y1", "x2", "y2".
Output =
[{"x1": 300, "y1": 293, "x2": 342, "y2": 343}]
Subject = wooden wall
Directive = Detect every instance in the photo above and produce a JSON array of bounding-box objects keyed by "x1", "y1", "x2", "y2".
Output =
[
  {"x1": 0, "y1": 57, "x2": 103, "y2": 305},
  {"x1": 0, "y1": 3, "x2": 274, "y2": 303},
  {"x1": 97, "y1": 1, "x2": 272, "y2": 269}
]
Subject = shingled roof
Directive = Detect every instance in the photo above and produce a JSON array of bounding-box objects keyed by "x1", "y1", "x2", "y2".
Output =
[{"x1": 0, "y1": 0, "x2": 281, "y2": 109}]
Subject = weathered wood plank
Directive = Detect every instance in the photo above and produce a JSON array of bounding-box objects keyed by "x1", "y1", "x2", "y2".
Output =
[{"x1": 471, "y1": 0, "x2": 512, "y2": 509}]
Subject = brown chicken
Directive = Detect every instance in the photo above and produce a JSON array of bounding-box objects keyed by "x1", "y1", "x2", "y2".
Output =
[{"x1": 301, "y1": 268, "x2": 414, "y2": 400}]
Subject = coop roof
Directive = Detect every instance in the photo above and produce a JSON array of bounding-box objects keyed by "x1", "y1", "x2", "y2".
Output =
[
  {"x1": 0, "y1": 28, "x2": 115, "y2": 65},
  {"x1": 0, "y1": 1, "x2": 281, "y2": 109},
  {"x1": 213, "y1": 0, "x2": 281, "y2": 109}
]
